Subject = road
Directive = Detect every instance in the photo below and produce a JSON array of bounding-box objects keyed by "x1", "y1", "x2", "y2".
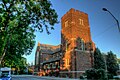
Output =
[
  {"x1": 12, "y1": 75, "x2": 79, "y2": 80},
  {"x1": 12, "y1": 75, "x2": 47, "y2": 80}
]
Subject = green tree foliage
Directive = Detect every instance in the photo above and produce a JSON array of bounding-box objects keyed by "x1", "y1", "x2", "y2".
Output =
[
  {"x1": 85, "y1": 68, "x2": 107, "y2": 80},
  {"x1": 3, "y1": 56, "x2": 27, "y2": 74},
  {"x1": 0, "y1": 0, "x2": 58, "y2": 66},
  {"x1": 106, "y1": 51, "x2": 119, "y2": 75},
  {"x1": 94, "y1": 48, "x2": 105, "y2": 69},
  {"x1": 85, "y1": 68, "x2": 97, "y2": 79},
  {"x1": 18, "y1": 57, "x2": 28, "y2": 74},
  {"x1": 117, "y1": 58, "x2": 120, "y2": 64},
  {"x1": 86, "y1": 48, "x2": 108, "y2": 79}
]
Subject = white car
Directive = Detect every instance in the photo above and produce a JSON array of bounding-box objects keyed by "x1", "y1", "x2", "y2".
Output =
[{"x1": 0, "y1": 67, "x2": 12, "y2": 80}]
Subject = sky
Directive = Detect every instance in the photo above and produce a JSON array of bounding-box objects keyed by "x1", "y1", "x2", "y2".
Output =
[{"x1": 25, "y1": 0, "x2": 120, "y2": 64}]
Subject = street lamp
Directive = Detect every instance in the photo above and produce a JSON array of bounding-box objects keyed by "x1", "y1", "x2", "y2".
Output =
[{"x1": 102, "y1": 8, "x2": 120, "y2": 32}]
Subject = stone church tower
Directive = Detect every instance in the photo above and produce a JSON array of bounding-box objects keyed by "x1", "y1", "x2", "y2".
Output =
[{"x1": 61, "y1": 8, "x2": 95, "y2": 78}]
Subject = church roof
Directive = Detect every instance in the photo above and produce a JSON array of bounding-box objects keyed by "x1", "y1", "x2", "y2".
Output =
[
  {"x1": 42, "y1": 57, "x2": 61, "y2": 64},
  {"x1": 39, "y1": 43, "x2": 61, "y2": 54}
]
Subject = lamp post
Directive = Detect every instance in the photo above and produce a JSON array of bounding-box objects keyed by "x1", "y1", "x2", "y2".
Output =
[{"x1": 102, "y1": 8, "x2": 120, "y2": 32}]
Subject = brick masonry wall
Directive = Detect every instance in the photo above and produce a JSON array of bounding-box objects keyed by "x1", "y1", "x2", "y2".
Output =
[
  {"x1": 61, "y1": 8, "x2": 92, "y2": 43},
  {"x1": 76, "y1": 51, "x2": 91, "y2": 71},
  {"x1": 70, "y1": 50, "x2": 91, "y2": 78},
  {"x1": 61, "y1": 8, "x2": 95, "y2": 78}
]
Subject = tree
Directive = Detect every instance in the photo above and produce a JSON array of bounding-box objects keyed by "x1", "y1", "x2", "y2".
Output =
[
  {"x1": 94, "y1": 48, "x2": 105, "y2": 69},
  {"x1": 117, "y1": 58, "x2": 120, "y2": 64},
  {"x1": 85, "y1": 48, "x2": 107, "y2": 80},
  {"x1": 106, "y1": 51, "x2": 119, "y2": 75},
  {"x1": 18, "y1": 57, "x2": 28, "y2": 74},
  {"x1": 0, "y1": 0, "x2": 58, "y2": 65},
  {"x1": 85, "y1": 68, "x2": 107, "y2": 80},
  {"x1": 3, "y1": 54, "x2": 28, "y2": 74}
]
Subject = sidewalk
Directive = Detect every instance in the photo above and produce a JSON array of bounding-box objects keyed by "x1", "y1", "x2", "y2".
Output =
[{"x1": 40, "y1": 76, "x2": 80, "y2": 80}]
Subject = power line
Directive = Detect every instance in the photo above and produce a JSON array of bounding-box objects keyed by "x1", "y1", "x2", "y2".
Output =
[{"x1": 93, "y1": 23, "x2": 117, "y2": 39}]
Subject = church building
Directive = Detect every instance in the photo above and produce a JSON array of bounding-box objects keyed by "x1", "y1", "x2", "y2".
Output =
[{"x1": 34, "y1": 8, "x2": 95, "y2": 78}]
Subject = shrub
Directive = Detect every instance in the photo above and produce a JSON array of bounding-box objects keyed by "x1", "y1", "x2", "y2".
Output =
[
  {"x1": 79, "y1": 75, "x2": 84, "y2": 79},
  {"x1": 85, "y1": 68, "x2": 107, "y2": 80},
  {"x1": 97, "y1": 69, "x2": 107, "y2": 79},
  {"x1": 107, "y1": 73, "x2": 113, "y2": 79},
  {"x1": 85, "y1": 68, "x2": 97, "y2": 79}
]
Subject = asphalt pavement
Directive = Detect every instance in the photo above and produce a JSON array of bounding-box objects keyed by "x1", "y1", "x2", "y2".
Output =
[
  {"x1": 12, "y1": 75, "x2": 47, "y2": 80},
  {"x1": 12, "y1": 75, "x2": 79, "y2": 80}
]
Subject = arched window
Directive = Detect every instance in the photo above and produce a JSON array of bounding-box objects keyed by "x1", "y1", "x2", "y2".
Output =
[
  {"x1": 76, "y1": 38, "x2": 85, "y2": 51},
  {"x1": 81, "y1": 39, "x2": 85, "y2": 51},
  {"x1": 65, "y1": 40, "x2": 69, "y2": 51}
]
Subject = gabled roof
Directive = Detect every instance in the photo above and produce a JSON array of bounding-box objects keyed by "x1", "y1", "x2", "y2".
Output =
[
  {"x1": 39, "y1": 43, "x2": 61, "y2": 54},
  {"x1": 42, "y1": 57, "x2": 61, "y2": 64}
]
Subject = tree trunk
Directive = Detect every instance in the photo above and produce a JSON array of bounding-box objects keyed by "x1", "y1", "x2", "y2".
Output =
[{"x1": 0, "y1": 47, "x2": 7, "y2": 65}]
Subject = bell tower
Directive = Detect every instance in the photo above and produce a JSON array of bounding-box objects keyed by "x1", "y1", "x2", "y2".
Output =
[
  {"x1": 61, "y1": 8, "x2": 93, "y2": 45},
  {"x1": 61, "y1": 8, "x2": 95, "y2": 52},
  {"x1": 61, "y1": 8, "x2": 95, "y2": 77}
]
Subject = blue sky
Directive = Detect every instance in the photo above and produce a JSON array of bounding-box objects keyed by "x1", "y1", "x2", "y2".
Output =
[{"x1": 25, "y1": 0, "x2": 120, "y2": 64}]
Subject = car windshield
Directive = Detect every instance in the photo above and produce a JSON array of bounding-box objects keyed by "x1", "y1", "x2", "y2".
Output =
[{"x1": 0, "y1": 71, "x2": 9, "y2": 78}]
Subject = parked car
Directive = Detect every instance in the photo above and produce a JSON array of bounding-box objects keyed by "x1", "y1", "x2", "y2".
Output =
[{"x1": 0, "y1": 67, "x2": 12, "y2": 80}]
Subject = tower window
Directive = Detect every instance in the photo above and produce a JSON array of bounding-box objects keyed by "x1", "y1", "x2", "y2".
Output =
[
  {"x1": 79, "y1": 19, "x2": 84, "y2": 25},
  {"x1": 65, "y1": 21, "x2": 68, "y2": 27},
  {"x1": 81, "y1": 40, "x2": 85, "y2": 51}
]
